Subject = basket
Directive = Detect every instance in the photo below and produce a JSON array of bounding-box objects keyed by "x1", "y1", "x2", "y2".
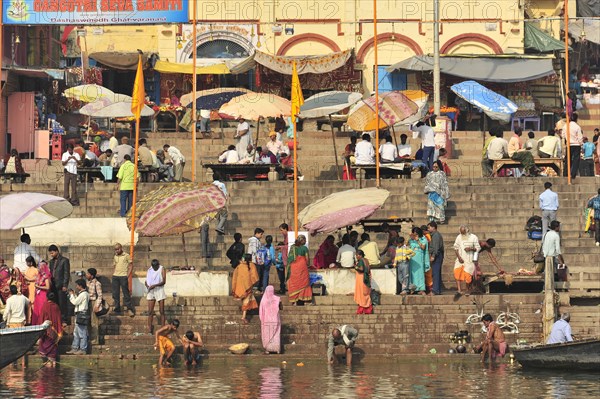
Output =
[{"x1": 229, "y1": 343, "x2": 249, "y2": 354}]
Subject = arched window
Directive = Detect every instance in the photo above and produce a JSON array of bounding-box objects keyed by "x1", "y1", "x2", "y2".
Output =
[{"x1": 192, "y1": 40, "x2": 250, "y2": 59}]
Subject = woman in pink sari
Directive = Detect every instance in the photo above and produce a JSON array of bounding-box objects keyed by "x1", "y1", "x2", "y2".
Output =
[
  {"x1": 313, "y1": 235, "x2": 337, "y2": 269},
  {"x1": 32, "y1": 261, "x2": 51, "y2": 325},
  {"x1": 259, "y1": 285, "x2": 282, "y2": 354}
]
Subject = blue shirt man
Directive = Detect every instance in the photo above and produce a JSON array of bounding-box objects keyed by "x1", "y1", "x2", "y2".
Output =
[
  {"x1": 582, "y1": 140, "x2": 595, "y2": 159},
  {"x1": 539, "y1": 182, "x2": 559, "y2": 234},
  {"x1": 547, "y1": 313, "x2": 573, "y2": 344}
]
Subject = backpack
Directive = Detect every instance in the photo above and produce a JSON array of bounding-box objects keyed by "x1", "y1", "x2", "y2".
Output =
[
  {"x1": 525, "y1": 216, "x2": 542, "y2": 232},
  {"x1": 256, "y1": 245, "x2": 271, "y2": 266}
]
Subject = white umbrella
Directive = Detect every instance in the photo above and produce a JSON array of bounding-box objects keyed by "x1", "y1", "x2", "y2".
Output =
[
  {"x1": 63, "y1": 84, "x2": 115, "y2": 103},
  {"x1": 299, "y1": 91, "x2": 363, "y2": 119},
  {"x1": 80, "y1": 100, "x2": 155, "y2": 118},
  {"x1": 0, "y1": 193, "x2": 73, "y2": 230}
]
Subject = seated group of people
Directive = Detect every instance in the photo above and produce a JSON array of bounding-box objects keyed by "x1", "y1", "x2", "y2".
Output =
[{"x1": 343, "y1": 133, "x2": 450, "y2": 179}]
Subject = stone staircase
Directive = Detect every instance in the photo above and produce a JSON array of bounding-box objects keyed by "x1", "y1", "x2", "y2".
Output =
[{"x1": 80, "y1": 293, "x2": 543, "y2": 357}]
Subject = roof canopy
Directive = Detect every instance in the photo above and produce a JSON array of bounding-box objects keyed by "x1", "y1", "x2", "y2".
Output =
[
  {"x1": 153, "y1": 60, "x2": 230, "y2": 75},
  {"x1": 525, "y1": 22, "x2": 569, "y2": 52},
  {"x1": 386, "y1": 55, "x2": 555, "y2": 83},
  {"x1": 231, "y1": 50, "x2": 353, "y2": 75}
]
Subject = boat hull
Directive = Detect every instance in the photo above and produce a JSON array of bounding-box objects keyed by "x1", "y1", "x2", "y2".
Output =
[
  {"x1": 0, "y1": 321, "x2": 50, "y2": 369},
  {"x1": 513, "y1": 339, "x2": 600, "y2": 371}
]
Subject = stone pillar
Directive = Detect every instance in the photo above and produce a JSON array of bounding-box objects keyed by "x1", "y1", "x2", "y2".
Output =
[{"x1": 542, "y1": 256, "x2": 556, "y2": 342}]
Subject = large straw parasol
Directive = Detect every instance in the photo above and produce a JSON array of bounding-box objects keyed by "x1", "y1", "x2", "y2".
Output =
[
  {"x1": 0, "y1": 193, "x2": 73, "y2": 230},
  {"x1": 127, "y1": 183, "x2": 227, "y2": 267},
  {"x1": 347, "y1": 91, "x2": 419, "y2": 131},
  {"x1": 298, "y1": 187, "x2": 390, "y2": 235}
]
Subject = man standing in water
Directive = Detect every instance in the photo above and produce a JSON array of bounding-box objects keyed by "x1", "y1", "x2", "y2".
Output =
[
  {"x1": 154, "y1": 319, "x2": 180, "y2": 367},
  {"x1": 327, "y1": 325, "x2": 359, "y2": 366}
]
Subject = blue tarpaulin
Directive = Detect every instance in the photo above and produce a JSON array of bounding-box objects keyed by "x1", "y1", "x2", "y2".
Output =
[{"x1": 450, "y1": 81, "x2": 518, "y2": 124}]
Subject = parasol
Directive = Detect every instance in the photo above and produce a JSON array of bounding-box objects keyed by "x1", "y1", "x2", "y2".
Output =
[
  {"x1": 0, "y1": 193, "x2": 73, "y2": 230},
  {"x1": 450, "y1": 81, "x2": 517, "y2": 124},
  {"x1": 186, "y1": 90, "x2": 248, "y2": 110},
  {"x1": 63, "y1": 84, "x2": 116, "y2": 103},
  {"x1": 298, "y1": 187, "x2": 390, "y2": 235},
  {"x1": 180, "y1": 87, "x2": 253, "y2": 107},
  {"x1": 80, "y1": 100, "x2": 155, "y2": 118},
  {"x1": 219, "y1": 93, "x2": 292, "y2": 120},
  {"x1": 127, "y1": 183, "x2": 227, "y2": 267},
  {"x1": 299, "y1": 91, "x2": 363, "y2": 119},
  {"x1": 347, "y1": 91, "x2": 419, "y2": 131}
]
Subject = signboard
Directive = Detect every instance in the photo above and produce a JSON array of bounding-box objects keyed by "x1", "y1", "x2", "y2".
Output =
[{"x1": 3, "y1": 0, "x2": 189, "y2": 25}]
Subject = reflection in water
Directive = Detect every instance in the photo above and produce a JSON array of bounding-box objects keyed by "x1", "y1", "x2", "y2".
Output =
[{"x1": 0, "y1": 360, "x2": 598, "y2": 399}]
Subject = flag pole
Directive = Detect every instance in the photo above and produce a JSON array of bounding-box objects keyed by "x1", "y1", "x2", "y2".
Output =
[
  {"x1": 373, "y1": 0, "x2": 380, "y2": 187},
  {"x1": 191, "y1": 0, "x2": 198, "y2": 182},
  {"x1": 291, "y1": 61, "x2": 304, "y2": 239},
  {"x1": 564, "y1": 0, "x2": 571, "y2": 185},
  {"x1": 128, "y1": 50, "x2": 145, "y2": 291}
]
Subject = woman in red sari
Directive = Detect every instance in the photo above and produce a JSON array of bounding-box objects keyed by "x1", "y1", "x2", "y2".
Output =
[
  {"x1": 0, "y1": 261, "x2": 11, "y2": 304},
  {"x1": 313, "y1": 235, "x2": 337, "y2": 269},
  {"x1": 286, "y1": 235, "x2": 313, "y2": 305},
  {"x1": 354, "y1": 250, "x2": 373, "y2": 314},
  {"x1": 38, "y1": 292, "x2": 63, "y2": 366},
  {"x1": 232, "y1": 254, "x2": 260, "y2": 324},
  {"x1": 32, "y1": 261, "x2": 52, "y2": 325}
]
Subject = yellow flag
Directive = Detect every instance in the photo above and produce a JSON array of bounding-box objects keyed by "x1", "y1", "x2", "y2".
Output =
[
  {"x1": 291, "y1": 61, "x2": 304, "y2": 123},
  {"x1": 131, "y1": 53, "x2": 145, "y2": 119}
]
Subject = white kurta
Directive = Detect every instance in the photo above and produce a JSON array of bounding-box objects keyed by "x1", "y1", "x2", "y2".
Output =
[{"x1": 453, "y1": 233, "x2": 480, "y2": 276}]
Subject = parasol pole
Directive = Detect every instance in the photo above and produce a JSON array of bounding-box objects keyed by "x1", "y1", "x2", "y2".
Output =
[
  {"x1": 191, "y1": 0, "x2": 198, "y2": 182},
  {"x1": 564, "y1": 0, "x2": 571, "y2": 185},
  {"x1": 373, "y1": 0, "x2": 381, "y2": 187},
  {"x1": 329, "y1": 114, "x2": 341, "y2": 180},
  {"x1": 128, "y1": 50, "x2": 145, "y2": 291},
  {"x1": 181, "y1": 233, "x2": 189, "y2": 268},
  {"x1": 293, "y1": 116, "x2": 298, "y2": 237}
]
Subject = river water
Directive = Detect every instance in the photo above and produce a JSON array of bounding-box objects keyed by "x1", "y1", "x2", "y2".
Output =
[{"x1": 0, "y1": 358, "x2": 597, "y2": 398}]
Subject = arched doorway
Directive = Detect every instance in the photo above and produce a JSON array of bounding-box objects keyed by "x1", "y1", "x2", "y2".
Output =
[{"x1": 178, "y1": 31, "x2": 256, "y2": 89}]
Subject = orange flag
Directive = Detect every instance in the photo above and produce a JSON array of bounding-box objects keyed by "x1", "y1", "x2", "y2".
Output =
[
  {"x1": 131, "y1": 53, "x2": 145, "y2": 119},
  {"x1": 290, "y1": 61, "x2": 304, "y2": 123}
]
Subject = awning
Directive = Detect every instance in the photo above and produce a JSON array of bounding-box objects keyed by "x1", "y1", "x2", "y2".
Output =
[
  {"x1": 525, "y1": 22, "x2": 569, "y2": 52},
  {"x1": 89, "y1": 52, "x2": 152, "y2": 70},
  {"x1": 153, "y1": 60, "x2": 230, "y2": 75},
  {"x1": 7, "y1": 67, "x2": 64, "y2": 80},
  {"x1": 229, "y1": 49, "x2": 353, "y2": 75},
  {"x1": 568, "y1": 19, "x2": 600, "y2": 44},
  {"x1": 387, "y1": 55, "x2": 556, "y2": 83}
]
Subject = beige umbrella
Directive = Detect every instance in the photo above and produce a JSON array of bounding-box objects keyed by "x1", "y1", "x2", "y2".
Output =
[
  {"x1": 63, "y1": 84, "x2": 116, "y2": 103},
  {"x1": 180, "y1": 87, "x2": 253, "y2": 107},
  {"x1": 219, "y1": 93, "x2": 291, "y2": 120}
]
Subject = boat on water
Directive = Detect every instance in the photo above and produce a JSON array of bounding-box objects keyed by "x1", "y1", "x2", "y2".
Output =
[
  {"x1": 0, "y1": 321, "x2": 50, "y2": 369},
  {"x1": 513, "y1": 338, "x2": 600, "y2": 371}
]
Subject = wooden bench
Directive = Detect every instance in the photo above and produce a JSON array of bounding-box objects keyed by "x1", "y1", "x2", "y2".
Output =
[
  {"x1": 354, "y1": 161, "x2": 414, "y2": 187},
  {"x1": 77, "y1": 166, "x2": 153, "y2": 183},
  {"x1": 492, "y1": 157, "x2": 562, "y2": 176},
  {"x1": 0, "y1": 173, "x2": 31, "y2": 183},
  {"x1": 203, "y1": 163, "x2": 280, "y2": 181}
]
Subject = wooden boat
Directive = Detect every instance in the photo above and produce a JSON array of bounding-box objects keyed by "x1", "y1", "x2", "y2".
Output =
[
  {"x1": 513, "y1": 338, "x2": 600, "y2": 371},
  {"x1": 0, "y1": 321, "x2": 50, "y2": 369}
]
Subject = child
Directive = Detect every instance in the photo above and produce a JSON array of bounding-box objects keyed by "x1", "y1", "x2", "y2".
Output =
[
  {"x1": 392, "y1": 237, "x2": 415, "y2": 295},
  {"x1": 154, "y1": 319, "x2": 180, "y2": 366},
  {"x1": 274, "y1": 243, "x2": 286, "y2": 294},
  {"x1": 181, "y1": 329, "x2": 203, "y2": 366}
]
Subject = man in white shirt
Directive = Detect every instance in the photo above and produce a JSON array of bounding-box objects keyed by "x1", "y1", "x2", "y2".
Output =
[
  {"x1": 163, "y1": 144, "x2": 186, "y2": 182},
  {"x1": 486, "y1": 131, "x2": 509, "y2": 161},
  {"x1": 379, "y1": 136, "x2": 398, "y2": 163},
  {"x1": 355, "y1": 134, "x2": 376, "y2": 165},
  {"x1": 235, "y1": 117, "x2": 252, "y2": 158},
  {"x1": 218, "y1": 145, "x2": 240, "y2": 164},
  {"x1": 336, "y1": 235, "x2": 356, "y2": 268},
  {"x1": 212, "y1": 179, "x2": 228, "y2": 235},
  {"x1": 62, "y1": 143, "x2": 81, "y2": 206},
  {"x1": 67, "y1": 279, "x2": 90, "y2": 355},
  {"x1": 397, "y1": 134, "x2": 412, "y2": 158},
  {"x1": 562, "y1": 112, "x2": 583, "y2": 179},
  {"x1": 542, "y1": 220, "x2": 566, "y2": 276},
  {"x1": 266, "y1": 131, "x2": 286, "y2": 158},
  {"x1": 538, "y1": 129, "x2": 561, "y2": 158},
  {"x1": 411, "y1": 121, "x2": 435, "y2": 170},
  {"x1": 13, "y1": 234, "x2": 40, "y2": 273},
  {"x1": 3, "y1": 285, "x2": 30, "y2": 327},
  {"x1": 199, "y1": 109, "x2": 211, "y2": 135},
  {"x1": 113, "y1": 136, "x2": 134, "y2": 168},
  {"x1": 547, "y1": 313, "x2": 574, "y2": 344}
]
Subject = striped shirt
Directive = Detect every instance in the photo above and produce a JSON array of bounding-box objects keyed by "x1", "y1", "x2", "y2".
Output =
[{"x1": 393, "y1": 245, "x2": 415, "y2": 264}]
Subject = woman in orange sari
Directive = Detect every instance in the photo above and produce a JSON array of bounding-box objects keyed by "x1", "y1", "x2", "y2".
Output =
[
  {"x1": 354, "y1": 250, "x2": 373, "y2": 314},
  {"x1": 286, "y1": 235, "x2": 313, "y2": 305},
  {"x1": 232, "y1": 254, "x2": 259, "y2": 324}
]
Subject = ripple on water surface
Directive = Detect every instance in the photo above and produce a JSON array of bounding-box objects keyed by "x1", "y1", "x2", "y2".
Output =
[{"x1": 0, "y1": 359, "x2": 598, "y2": 398}]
